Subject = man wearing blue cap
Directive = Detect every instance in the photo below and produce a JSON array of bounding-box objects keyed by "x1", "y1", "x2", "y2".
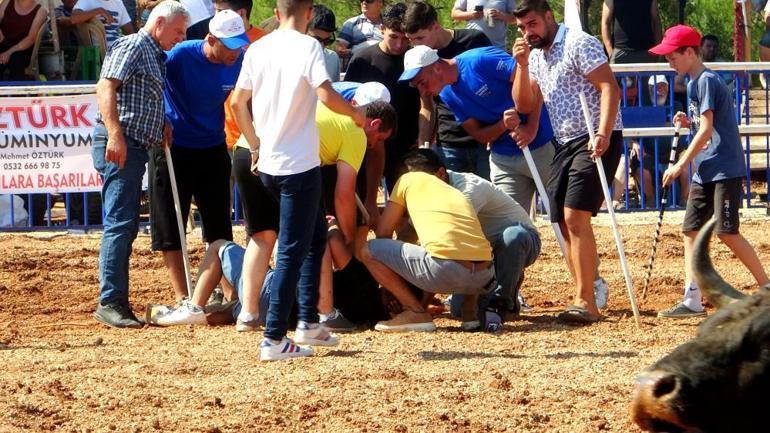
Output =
[{"x1": 149, "y1": 9, "x2": 250, "y2": 303}]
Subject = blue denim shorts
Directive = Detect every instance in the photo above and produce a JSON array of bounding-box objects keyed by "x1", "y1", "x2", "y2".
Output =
[{"x1": 218, "y1": 242, "x2": 269, "y2": 323}]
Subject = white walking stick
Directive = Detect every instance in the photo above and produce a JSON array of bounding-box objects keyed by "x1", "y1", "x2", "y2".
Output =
[
  {"x1": 522, "y1": 146, "x2": 571, "y2": 272},
  {"x1": 354, "y1": 192, "x2": 370, "y2": 226},
  {"x1": 164, "y1": 146, "x2": 193, "y2": 299},
  {"x1": 578, "y1": 92, "x2": 641, "y2": 328}
]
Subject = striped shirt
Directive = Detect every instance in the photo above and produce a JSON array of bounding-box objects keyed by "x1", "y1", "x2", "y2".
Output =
[{"x1": 97, "y1": 29, "x2": 167, "y2": 147}]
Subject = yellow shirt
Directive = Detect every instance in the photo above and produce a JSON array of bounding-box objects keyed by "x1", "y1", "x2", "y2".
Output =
[
  {"x1": 316, "y1": 103, "x2": 366, "y2": 171},
  {"x1": 390, "y1": 172, "x2": 492, "y2": 261},
  {"x1": 235, "y1": 102, "x2": 366, "y2": 172},
  {"x1": 225, "y1": 26, "x2": 267, "y2": 150}
]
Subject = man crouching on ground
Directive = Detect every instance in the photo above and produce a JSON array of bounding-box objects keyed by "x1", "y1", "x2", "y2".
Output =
[{"x1": 359, "y1": 169, "x2": 496, "y2": 332}]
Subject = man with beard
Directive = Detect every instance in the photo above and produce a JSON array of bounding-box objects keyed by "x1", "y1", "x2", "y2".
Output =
[{"x1": 511, "y1": 0, "x2": 622, "y2": 324}]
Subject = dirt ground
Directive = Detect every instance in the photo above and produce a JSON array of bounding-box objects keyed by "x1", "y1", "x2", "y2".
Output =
[{"x1": 1, "y1": 210, "x2": 769, "y2": 433}]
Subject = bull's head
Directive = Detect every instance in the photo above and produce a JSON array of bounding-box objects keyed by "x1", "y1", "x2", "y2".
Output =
[{"x1": 630, "y1": 219, "x2": 770, "y2": 433}]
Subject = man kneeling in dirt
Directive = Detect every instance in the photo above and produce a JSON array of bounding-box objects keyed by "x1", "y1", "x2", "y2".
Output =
[
  {"x1": 402, "y1": 149, "x2": 541, "y2": 331},
  {"x1": 359, "y1": 168, "x2": 496, "y2": 333},
  {"x1": 151, "y1": 223, "x2": 389, "y2": 329}
]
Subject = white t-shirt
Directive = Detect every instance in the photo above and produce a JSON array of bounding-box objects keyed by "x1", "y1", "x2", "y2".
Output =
[
  {"x1": 73, "y1": 0, "x2": 130, "y2": 47},
  {"x1": 180, "y1": 0, "x2": 213, "y2": 26},
  {"x1": 236, "y1": 29, "x2": 331, "y2": 175}
]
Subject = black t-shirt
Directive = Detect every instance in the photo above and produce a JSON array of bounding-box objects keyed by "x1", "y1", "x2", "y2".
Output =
[
  {"x1": 333, "y1": 258, "x2": 390, "y2": 325},
  {"x1": 346, "y1": 44, "x2": 422, "y2": 186},
  {"x1": 435, "y1": 29, "x2": 492, "y2": 148},
  {"x1": 612, "y1": 0, "x2": 655, "y2": 51}
]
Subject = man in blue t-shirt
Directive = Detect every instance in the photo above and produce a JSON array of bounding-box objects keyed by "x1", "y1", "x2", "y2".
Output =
[
  {"x1": 399, "y1": 45, "x2": 555, "y2": 212},
  {"x1": 149, "y1": 9, "x2": 250, "y2": 302},
  {"x1": 651, "y1": 25, "x2": 770, "y2": 319}
]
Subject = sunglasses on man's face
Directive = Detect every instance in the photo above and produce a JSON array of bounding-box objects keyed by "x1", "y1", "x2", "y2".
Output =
[{"x1": 313, "y1": 33, "x2": 336, "y2": 46}]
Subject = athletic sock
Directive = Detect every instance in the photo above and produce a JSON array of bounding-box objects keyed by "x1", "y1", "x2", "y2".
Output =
[
  {"x1": 238, "y1": 311, "x2": 258, "y2": 322},
  {"x1": 298, "y1": 321, "x2": 319, "y2": 330},
  {"x1": 319, "y1": 308, "x2": 339, "y2": 322},
  {"x1": 682, "y1": 282, "x2": 704, "y2": 312}
]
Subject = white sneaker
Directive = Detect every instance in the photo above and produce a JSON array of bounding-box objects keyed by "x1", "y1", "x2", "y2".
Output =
[
  {"x1": 594, "y1": 278, "x2": 609, "y2": 310},
  {"x1": 259, "y1": 337, "x2": 313, "y2": 361},
  {"x1": 294, "y1": 322, "x2": 340, "y2": 347},
  {"x1": 155, "y1": 300, "x2": 206, "y2": 326}
]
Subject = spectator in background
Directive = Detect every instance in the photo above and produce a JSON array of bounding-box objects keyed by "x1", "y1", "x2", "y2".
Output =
[
  {"x1": 0, "y1": 0, "x2": 49, "y2": 81},
  {"x1": 55, "y1": 0, "x2": 77, "y2": 27},
  {"x1": 337, "y1": 0, "x2": 384, "y2": 63},
  {"x1": 71, "y1": 0, "x2": 134, "y2": 48},
  {"x1": 56, "y1": 0, "x2": 108, "y2": 52},
  {"x1": 601, "y1": 0, "x2": 661, "y2": 106},
  {"x1": 309, "y1": 4, "x2": 340, "y2": 82},
  {"x1": 700, "y1": 34, "x2": 735, "y2": 92},
  {"x1": 611, "y1": 75, "x2": 689, "y2": 209},
  {"x1": 181, "y1": 0, "x2": 214, "y2": 39},
  {"x1": 137, "y1": 0, "x2": 163, "y2": 25},
  {"x1": 122, "y1": 0, "x2": 137, "y2": 28},
  {"x1": 451, "y1": 0, "x2": 517, "y2": 50},
  {"x1": 760, "y1": 1, "x2": 770, "y2": 89},
  {"x1": 345, "y1": 2, "x2": 420, "y2": 200},
  {"x1": 258, "y1": 14, "x2": 279, "y2": 33}
]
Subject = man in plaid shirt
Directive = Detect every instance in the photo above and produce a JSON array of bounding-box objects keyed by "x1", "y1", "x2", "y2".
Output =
[{"x1": 92, "y1": 0, "x2": 189, "y2": 329}]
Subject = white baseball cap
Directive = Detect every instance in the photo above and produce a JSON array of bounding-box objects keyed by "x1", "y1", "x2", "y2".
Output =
[
  {"x1": 648, "y1": 74, "x2": 669, "y2": 87},
  {"x1": 353, "y1": 82, "x2": 391, "y2": 105},
  {"x1": 398, "y1": 45, "x2": 439, "y2": 83},
  {"x1": 209, "y1": 10, "x2": 249, "y2": 50}
]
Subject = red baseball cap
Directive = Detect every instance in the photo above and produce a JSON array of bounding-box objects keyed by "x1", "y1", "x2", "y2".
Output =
[{"x1": 649, "y1": 25, "x2": 701, "y2": 55}]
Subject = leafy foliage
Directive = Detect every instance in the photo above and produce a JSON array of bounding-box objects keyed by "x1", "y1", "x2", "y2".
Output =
[{"x1": 249, "y1": 0, "x2": 766, "y2": 60}]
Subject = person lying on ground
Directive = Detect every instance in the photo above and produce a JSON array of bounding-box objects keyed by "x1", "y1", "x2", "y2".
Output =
[{"x1": 153, "y1": 222, "x2": 390, "y2": 328}]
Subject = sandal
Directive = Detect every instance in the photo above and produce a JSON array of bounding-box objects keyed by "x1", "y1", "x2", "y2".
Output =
[{"x1": 556, "y1": 305, "x2": 603, "y2": 324}]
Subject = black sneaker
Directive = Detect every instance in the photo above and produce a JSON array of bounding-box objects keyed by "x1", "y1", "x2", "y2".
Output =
[{"x1": 94, "y1": 303, "x2": 145, "y2": 329}]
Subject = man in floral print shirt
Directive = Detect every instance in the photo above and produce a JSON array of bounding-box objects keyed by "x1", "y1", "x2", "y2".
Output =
[{"x1": 511, "y1": 0, "x2": 622, "y2": 324}]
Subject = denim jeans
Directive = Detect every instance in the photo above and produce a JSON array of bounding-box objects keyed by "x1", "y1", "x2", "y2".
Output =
[
  {"x1": 92, "y1": 124, "x2": 149, "y2": 306},
  {"x1": 450, "y1": 223, "x2": 541, "y2": 316},
  {"x1": 260, "y1": 167, "x2": 326, "y2": 341},
  {"x1": 436, "y1": 143, "x2": 490, "y2": 180}
]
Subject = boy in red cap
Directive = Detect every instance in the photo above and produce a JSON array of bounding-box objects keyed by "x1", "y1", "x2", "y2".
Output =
[{"x1": 650, "y1": 25, "x2": 770, "y2": 318}]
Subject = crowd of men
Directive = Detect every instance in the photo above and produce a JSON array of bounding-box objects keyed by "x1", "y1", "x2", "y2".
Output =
[{"x1": 88, "y1": 0, "x2": 770, "y2": 361}]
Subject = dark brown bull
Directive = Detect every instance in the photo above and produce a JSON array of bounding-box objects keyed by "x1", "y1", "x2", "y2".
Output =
[{"x1": 630, "y1": 219, "x2": 770, "y2": 433}]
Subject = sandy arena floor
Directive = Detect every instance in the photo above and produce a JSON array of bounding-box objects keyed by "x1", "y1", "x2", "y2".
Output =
[{"x1": 1, "y1": 209, "x2": 768, "y2": 432}]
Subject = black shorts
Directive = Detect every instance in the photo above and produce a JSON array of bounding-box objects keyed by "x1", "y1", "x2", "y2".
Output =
[
  {"x1": 321, "y1": 164, "x2": 368, "y2": 226},
  {"x1": 548, "y1": 131, "x2": 623, "y2": 222},
  {"x1": 149, "y1": 144, "x2": 233, "y2": 250},
  {"x1": 682, "y1": 177, "x2": 742, "y2": 235},
  {"x1": 232, "y1": 146, "x2": 279, "y2": 236}
]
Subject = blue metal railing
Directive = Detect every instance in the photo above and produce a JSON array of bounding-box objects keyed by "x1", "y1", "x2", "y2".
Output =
[{"x1": 2, "y1": 63, "x2": 770, "y2": 231}]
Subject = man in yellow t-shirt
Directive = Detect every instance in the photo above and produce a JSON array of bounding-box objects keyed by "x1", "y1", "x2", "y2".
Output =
[
  {"x1": 317, "y1": 100, "x2": 396, "y2": 245},
  {"x1": 360, "y1": 171, "x2": 496, "y2": 332}
]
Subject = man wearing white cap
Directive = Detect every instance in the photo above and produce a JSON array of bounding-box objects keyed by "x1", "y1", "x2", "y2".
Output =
[
  {"x1": 149, "y1": 9, "x2": 250, "y2": 303},
  {"x1": 316, "y1": 96, "x2": 397, "y2": 330}
]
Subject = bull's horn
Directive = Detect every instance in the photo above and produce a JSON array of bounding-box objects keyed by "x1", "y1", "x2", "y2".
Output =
[{"x1": 692, "y1": 218, "x2": 745, "y2": 309}]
